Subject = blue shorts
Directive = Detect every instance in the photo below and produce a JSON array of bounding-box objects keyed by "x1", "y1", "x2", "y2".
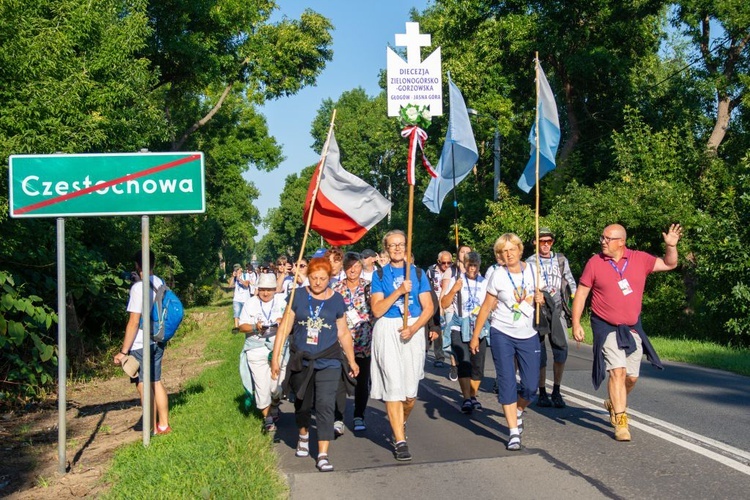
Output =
[
  {"x1": 129, "y1": 342, "x2": 165, "y2": 383},
  {"x1": 489, "y1": 328, "x2": 540, "y2": 404},
  {"x1": 233, "y1": 301, "x2": 244, "y2": 318},
  {"x1": 442, "y1": 312, "x2": 454, "y2": 354}
]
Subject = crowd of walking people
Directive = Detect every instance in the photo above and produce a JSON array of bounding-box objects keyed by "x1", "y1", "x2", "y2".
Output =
[{"x1": 231, "y1": 223, "x2": 682, "y2": 472}]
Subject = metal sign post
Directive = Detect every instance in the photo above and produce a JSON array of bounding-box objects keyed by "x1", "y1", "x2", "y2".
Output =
[
  {"x1": 56, "y1": 218, "x2": 67, "y2": 474},
  {"x1": 141, "y1": 216, "x2": 151, "y2": 446}
]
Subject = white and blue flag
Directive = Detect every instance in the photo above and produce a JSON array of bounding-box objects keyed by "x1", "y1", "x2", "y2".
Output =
[
  {"x1": 422, "y1": 78, "x2": 478, "y2": 213},
  {"x1": 517, "y1": 64, "x2": 560, "y2": 193}
]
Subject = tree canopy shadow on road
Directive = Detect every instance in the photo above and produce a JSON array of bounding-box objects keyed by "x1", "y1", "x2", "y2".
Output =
[
  {"x1": 639, "y1": 362, "x2": 750, "y2": 408},
  {"x1": 419, "y1": 374, "x2": 510, "y2": 443},
  {"x1": 528, "y1": 403, "x2": 612, "y2": 438}
]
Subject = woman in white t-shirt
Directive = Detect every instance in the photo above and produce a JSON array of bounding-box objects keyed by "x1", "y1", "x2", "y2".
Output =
[
  {"x1": 239, "y1": 273, "x2": 287, "y2": 433},
  {"x1": 470, "y1": 233, "x2": 544, "y2": 451},
  {"x1": 440, "y1": 252, "x2": 489, "y2": 415}
]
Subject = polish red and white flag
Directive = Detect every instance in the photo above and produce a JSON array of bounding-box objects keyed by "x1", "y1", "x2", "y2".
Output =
[{"x1": 303, "y1": 131, "x2": 392, "y2": 246}]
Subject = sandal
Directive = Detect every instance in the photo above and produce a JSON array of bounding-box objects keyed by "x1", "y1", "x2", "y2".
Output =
[
  {"x1": 295, "y1": 434, "x2": 310, "y2": 457},
  {"x1": 316, "y1": 454, "x2": 334, "y2": 472},
  {"x1": 263, "y1": 418, "x2": 276, "y2": 433},
  {"x1": 507, "y1": 433, "x2": 522, "y2": 451}
]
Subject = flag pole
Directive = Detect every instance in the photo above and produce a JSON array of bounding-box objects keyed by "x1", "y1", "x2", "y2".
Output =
[
  {"x1": 448, "y1": 73, "x2": 460, "y2": 257},
  {"x1": 277, "y1": 109, "x2": 337, "y2": 351},
  {"x1": 534, "y1": 53, "x2": 542, "y2": 323},
  {"x1": 404, "y1": 182, "x2": 414, "y2": 329},
  {"x1": 451, "y1": 142, "x2": 459, "y2": 257}
]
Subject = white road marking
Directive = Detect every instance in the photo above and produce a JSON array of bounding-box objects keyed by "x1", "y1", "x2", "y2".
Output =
[{"x1": 557, "y1": 384, "x2": 750, "y2": 475}]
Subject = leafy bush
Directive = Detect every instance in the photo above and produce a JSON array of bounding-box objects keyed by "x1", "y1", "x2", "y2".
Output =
[
  {"x1": 0, "y1": 271, "x2": 58, "y2": 407},
  {"x1": 181, "y1": 284, "x2": 217, "y2": 308}
]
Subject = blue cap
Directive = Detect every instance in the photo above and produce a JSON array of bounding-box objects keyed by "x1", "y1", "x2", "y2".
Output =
[{"x1": 312, "y1": 248, "x2": 327, "y2": 258}]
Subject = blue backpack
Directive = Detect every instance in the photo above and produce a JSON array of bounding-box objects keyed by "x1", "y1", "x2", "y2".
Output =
[{"x1": 145, "y1": 276, "x2": 184, "y2": 343}]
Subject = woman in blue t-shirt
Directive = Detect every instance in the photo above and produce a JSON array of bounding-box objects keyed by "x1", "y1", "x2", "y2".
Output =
[
  {"x1": 271, "y1": 257, "x2": 358, "y2": 473},
  {"x1": 369, "y1": 229, "x2": 435, "y2": 462}
]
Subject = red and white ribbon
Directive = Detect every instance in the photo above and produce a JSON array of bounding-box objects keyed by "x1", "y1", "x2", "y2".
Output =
[{"x1": 401, "y1": 126, "x2": 437, "y2": 185}]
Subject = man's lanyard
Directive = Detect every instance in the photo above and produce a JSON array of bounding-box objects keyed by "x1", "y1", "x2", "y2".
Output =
[
  {"x1": 260, "y1": 297, "x2": 275, "y2": 325},
  {"x1": 608, "y1": 259, "x2": 629, "y2": 281},
  {"x1": 540, "y1": 253, "x2": 555, "y2": 286}
]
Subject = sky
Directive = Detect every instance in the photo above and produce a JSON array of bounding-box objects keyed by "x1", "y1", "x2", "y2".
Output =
[{"x1": 247, "y1": 0, "x2": 431, "y2": 240}]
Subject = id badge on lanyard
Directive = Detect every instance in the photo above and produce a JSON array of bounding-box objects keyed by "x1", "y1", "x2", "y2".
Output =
[
  {"x1": 306, "y1": 327, "x2": 320, "y2": 345},
  {"x1": 618, "y1": 279, "x2": 633, "y2": 296},
  {"x1": 609, "y1": 259, "x2": 632, "y2": 296},
  {"x1": 346, "y1": 308, "x2": 361, "y2": 328}
]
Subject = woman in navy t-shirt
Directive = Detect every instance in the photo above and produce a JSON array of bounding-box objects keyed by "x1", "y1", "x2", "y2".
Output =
[{"x1": 271, "y1": 257, "x2": 358, "y2": 473}]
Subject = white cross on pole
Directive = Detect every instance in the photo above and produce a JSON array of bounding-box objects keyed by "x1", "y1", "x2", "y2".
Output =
[{"x1": 395, "y1": 22, "x2": 431, "y2": 65}]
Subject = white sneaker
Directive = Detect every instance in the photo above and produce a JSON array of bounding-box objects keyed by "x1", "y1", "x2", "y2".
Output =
[{"x1": 333, "y1": 420, "x2": 345, "y2": 437}]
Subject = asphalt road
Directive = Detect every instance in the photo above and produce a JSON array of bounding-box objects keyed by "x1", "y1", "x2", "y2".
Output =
[{"x1": 273, "y1": 342, "x2": 750, "y2": 499}]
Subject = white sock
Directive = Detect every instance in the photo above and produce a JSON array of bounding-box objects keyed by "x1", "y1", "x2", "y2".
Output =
[
  {"x1": 509, "y1": 427, "x2": 519, "y2": 436},
  {"x1": 517, "y1": 408, "x2": 524, "y2": 419}
]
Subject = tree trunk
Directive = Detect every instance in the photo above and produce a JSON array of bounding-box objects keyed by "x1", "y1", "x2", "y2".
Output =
[{"x1": 706, "y1": 94, "x2": 732, "y2": 155}]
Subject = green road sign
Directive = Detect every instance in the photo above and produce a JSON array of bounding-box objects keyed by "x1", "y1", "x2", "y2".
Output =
[{"x1": 8, "y1": 152, "x2": 205, "y2": 218}]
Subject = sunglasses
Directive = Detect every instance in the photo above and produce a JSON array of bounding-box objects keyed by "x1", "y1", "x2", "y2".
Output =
[
  {"x1": 298, "y1": 263, "x2": 307, "y2": 268},
  {"x1": 439, "y1": 261, "x2": 452, "y2": 265},
  {"x1": 539, "y1": 239, "x2": 554, "y2": 245}
]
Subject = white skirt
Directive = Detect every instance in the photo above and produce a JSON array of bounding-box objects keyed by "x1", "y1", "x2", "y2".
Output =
[{"x1": 370, "y1": 316, "x2": 426, "y2": 401}]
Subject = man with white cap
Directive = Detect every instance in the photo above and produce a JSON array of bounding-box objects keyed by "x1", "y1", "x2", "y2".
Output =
[{"x1": 239, "y1": 273, "x2": 288, "y2": 432}]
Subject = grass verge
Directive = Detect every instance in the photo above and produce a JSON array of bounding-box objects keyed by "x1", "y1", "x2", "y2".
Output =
[
  {"x1": 103, "y1": 305, "x2": 288, "y2": 499},
  {"x1": 577, "y1": 314, "x2": 750, "y2": 377}
]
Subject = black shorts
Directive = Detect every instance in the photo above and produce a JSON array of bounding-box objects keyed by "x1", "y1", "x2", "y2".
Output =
[{"x1": 450, "y1": 329, "x2": 486, "y2": 380}]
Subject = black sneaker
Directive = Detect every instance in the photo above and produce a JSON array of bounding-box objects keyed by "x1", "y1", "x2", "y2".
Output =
[
  {"x1": 449, "y1": 365, "x2": 458, "y2": 382},
  {"x1": 394, "y1": 442, "x2": 412, "y2": 461},
  {"x1": 537, "y1": 392, "x2": 552, "y2": 407},
  {"x1": 231, "y1": 327, "x2": 240, "y2": 334},
  {"x1": 551, "y1": 392, "x2": 566, "y2": 408}
]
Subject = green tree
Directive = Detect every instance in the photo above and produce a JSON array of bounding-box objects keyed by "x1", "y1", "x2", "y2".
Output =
[
  {"x1": 0, "y1": 0, "x2": 336, "y2": 403},
  {"x1": 672, "y1": 0, "x2": 750, "y2": 154}
]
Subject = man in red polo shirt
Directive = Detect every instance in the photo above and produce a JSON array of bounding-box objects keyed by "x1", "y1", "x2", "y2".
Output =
[{"x1": 572, "y1": 223, "x2": 682, "y2": 441}]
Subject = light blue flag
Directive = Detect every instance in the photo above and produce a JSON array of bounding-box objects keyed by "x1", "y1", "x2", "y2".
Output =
[
  {"x1": 422, "y1": 78, "x2": 479, "y2": 214},
  {"x1": 517, "y1": 64, "x2": 560, "y2": 193}
]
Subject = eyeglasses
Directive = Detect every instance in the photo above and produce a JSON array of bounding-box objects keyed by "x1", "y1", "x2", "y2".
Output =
[
  {"x1": 297, "y1": 264, "x2": 307, "y2": 268},
  {"x1": 387, "y1": 242, "x2": 406, "y2": 249},
  {"x1": 438, "y1": 261, "x2": 452, "y2": 265},
  {"x1": 539, "y1": 239, "x2": 554, "y2": 245},
  {"x1": 600, "y1": 235, "x2": 622, "y2": 244}
]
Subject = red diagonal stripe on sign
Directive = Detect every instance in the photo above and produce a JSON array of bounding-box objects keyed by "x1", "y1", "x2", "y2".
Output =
[{"x1": 14, "y1": 154, "x2": 202, "y2": 215}]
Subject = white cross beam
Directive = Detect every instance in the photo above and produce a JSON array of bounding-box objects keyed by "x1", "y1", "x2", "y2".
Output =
[{"x1": 395, "y1": 22, "x2": 431, "y2": 65}]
